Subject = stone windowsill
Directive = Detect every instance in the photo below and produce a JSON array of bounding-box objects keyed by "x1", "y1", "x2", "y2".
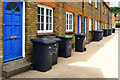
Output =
[
  {"x1": 65, "y1": 32, "x2": 75, "y2": 34},
  {"x1": 89, "y1": 3, "x2": 93, "y2": 6},
  {"x1": 37, "y1": 33, "x2": 56, "y2": 36}
]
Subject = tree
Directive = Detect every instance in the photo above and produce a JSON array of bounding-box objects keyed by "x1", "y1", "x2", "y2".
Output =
[{"x1": 110, "y1": 7, "x2": 120, "y2": 16}]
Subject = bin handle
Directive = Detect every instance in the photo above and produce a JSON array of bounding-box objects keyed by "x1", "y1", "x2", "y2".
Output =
[
  {"x1": 54, "y1": 44, "x2": 57, "y2": 46},
  {"x1": 49, "y1": 46, "x2": 51, "y2": 49}
]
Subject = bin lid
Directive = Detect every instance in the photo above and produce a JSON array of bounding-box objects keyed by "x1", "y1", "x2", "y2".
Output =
[
  {"x1": 74, "y1": 33, "x2": 85, "y2": 37},
  {"x1": 56, "y1": 35, "x2": 74, "y2": 39},
  {"x1": 47, "y1": 37, "x2": 62, "y2": 42},
  {"x1": 103, "y1": 29, "x2": 108, "y2": 30},
  {"x1": 112, "y1": 28, "x2": 115, "y2": 29},
  {"x1": 108, "y1": 29, "x2": 111, "y2": 30},
  {"x1": 30, "y1": 38, "x2": 56, "y2": 45},
  {"x1": 93, "y1": 30, "x2": 103, "y2": 32}
]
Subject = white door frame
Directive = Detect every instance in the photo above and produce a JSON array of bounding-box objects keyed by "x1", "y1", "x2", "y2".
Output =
[{"x1": 22, "y1": 1, "x2": 25, "y2": 57}]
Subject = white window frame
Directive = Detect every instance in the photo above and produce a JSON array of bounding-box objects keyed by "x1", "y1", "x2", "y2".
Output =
[
  {"x1": 105, "y1": 8, "x2": 106, "y2": 14},
  {"x1": 95, "y1": 0, "x2": 97, "y2": 8},
  {"x1": 89, "y1": 0, "x2": 92, "y2": 4},
  {"x1": 66, "y1": 12, "x2": 73, "y2": 32},
  {"x1": 103, "y1": 6, "x2": 104, "y2": 13},
  {"x1": 37, "y1": 4, "x2": 53, "y2": 33},
  {"x1": 89, "y1": 18, "x2": 92, "y2": 31},
  {"x1": 98, "y1": 21, "x2": 101, "y2": 30},
  {"x1": 105, "y1": 23, "x2": 107, "y2": 29},
  {"x1": 95, "y1": 20, "x2": 98, "y2": 30}
]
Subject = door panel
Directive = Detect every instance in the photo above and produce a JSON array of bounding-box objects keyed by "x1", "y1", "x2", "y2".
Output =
[{"x1": 3, "y1": 2, "x2": 23, "y2": 62}]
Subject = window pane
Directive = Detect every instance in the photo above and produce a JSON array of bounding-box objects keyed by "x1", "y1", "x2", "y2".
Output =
[
  {"x1": 69, "y1": 14, "x2": 72, "y2": 19},
  {"x1": 14, "y1": 3, "x2": 18, "y2": 9},
  {"x1": 5, "y1": 4, "x2": 12, "y2": 10},
  {"x1": 46, "y1": 24, "x2": 48, "y2": 30},
  {"x1": 41, "y1": 8, "x2": 44, "y2": 15},
  {"x1": 46, "y1": 9, "x2": 49, "y2": 15},
  {"x1": 66, "y1": 25, "x2": 68, "y2": 29},
  {"x1": 38, "y1": 23, "x2": 40, "y2": 30},
  {"x1": 50, "y1": 10, "x2": 52, "y2": 16},
  {"x1": 38, "y1": 7, "x2": 40, "y2": 14},
  {"x1": 69, "y1": 25, "x2": 72, "y2": 29},
  {"x1": 41, "y1": 23, "x2": 44, "y2": 30},
  {"x1": 46, "y1": 16, "x2": 48, "y2": 23},
  {"x1": 66, "y1": 14, "x2": 68, "y2": 18},
  {"x1": 9, "y1": 2, "x2": 13, "y2": 9},
  {"x1": 38, "y1": 15, "x2": 40, "y2": 22},
  {"x1": 50, "y1": 17, "x2": 52, "y2": 23},
  {"x1": 15, "y1": 6, "x2": 20, "y2": 12},
  {"x1": 69, "y1": 20, "x2": 72, "y2": 24},
  {"x1": 67, "y1": 19, "x2": 68, "y2": 24},
  {"x1": 48, "y1": 17, "x2": 50, "y2": 23},
  {"x1": 50, "y1": 24, "x2": 52, "y2": 30},
  {"x1": 41, "y1": 16, "x2": 44, "y2": 22}
]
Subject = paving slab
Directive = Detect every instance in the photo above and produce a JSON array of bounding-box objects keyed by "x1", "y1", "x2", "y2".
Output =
[{"x1": 10, "y1": 32, "x2": 118, "y2": 78}]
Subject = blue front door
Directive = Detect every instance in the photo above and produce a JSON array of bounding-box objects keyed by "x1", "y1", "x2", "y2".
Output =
[
  {"x1": 78, "y1": 15, "x2": 81, "y2": 33},
  {"x1": 84, "y1": 17, "x2": 86, "y2": 34},
  {"x1": 3, "y1": 2, "x2": 23, "y2": 62}
]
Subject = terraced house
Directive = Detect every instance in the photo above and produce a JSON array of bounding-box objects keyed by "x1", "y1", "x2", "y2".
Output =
[{"x1": 0, "y1": 0, "x2": 113, "y2": 78}]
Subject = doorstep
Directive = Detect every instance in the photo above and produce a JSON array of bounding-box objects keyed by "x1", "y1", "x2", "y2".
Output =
[{"x1": 2, "y1": 58, "x2": 32, "y2": 78}]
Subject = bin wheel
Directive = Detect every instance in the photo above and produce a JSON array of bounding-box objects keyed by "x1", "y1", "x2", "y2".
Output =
[
  {"x1": 30, "y1": 64, "x2": 34, "y2": 70},
  {"x1": 84, "y1": 48, "x2": 86, "y2": 51}
]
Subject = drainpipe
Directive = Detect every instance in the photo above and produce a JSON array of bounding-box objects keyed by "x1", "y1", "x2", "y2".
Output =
[
  {"x1": 108, "y1": 10, "x2": 109, "y2": 29},
  {"x1": 82, "y1": 0, "x2": 84, "y2": 33},
  {"x1": 100, "y1": 1, "x2": 101, "y2": 30}
]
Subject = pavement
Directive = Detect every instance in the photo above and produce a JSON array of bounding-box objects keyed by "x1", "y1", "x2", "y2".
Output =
[{"x1": 10, "y1": 31, "x2": 118, "y2": 78}]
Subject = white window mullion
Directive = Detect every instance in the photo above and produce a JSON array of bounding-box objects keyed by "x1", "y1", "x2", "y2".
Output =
[
  {"x1": 72, "y1": 14, "x2": 73, "y2": 31},
  {"x1": 40, "y1": 8, "x2": 41, "y2": 31},
  {"x1": 68, "y1": 13, "x2": 69, "y2": 31},
  {"x1": 52, "y1": 9, "x2": 53, "y2": 32},
  {"x1": 44, "y1": 7, "x2": 46, "y2": 32}
]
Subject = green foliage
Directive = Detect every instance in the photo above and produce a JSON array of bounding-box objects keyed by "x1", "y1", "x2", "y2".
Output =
[
  {"x1": 110, "y1": 7, "x2": 120, "y2": 16},
  {"x1": 116, "y1": 23, "x2": 120, "y2": 27}
]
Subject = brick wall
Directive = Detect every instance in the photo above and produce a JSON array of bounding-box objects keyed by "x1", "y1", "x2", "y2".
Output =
[{"x1": 25, "y1": 2, "x2": 38, "y2": 61}]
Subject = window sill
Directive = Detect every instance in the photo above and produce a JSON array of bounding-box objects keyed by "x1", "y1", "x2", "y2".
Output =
[
  {"x1": 37, "y1": 33, "x2": 56, "y2": 36},
  {"x1": 95, "y1": 7, "x2": 98, "y2": 10},
  {"x1": 89, "y1": 3, "x2": 93, "y2": 6},
  {"x1": 65, "y1": 32, "x2": 75, "y2": 34}
]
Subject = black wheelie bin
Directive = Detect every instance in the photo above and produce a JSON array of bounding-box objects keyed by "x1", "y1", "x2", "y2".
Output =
[
  {"x1": 30, "y1": 38, "x2": 56, "y2": 72},
  {"x1": 56, "y1": 35, "x2": 73, "y2": 58},
  {"x1": 103, "y1": 29, "x2": 108, "y2": 37},
  {"x1": 47, "y1": 38, "x2": 61, "y2": 65},
  {"x1": 108, "y1": 29, "x2": 112, "y2": 35},
  {"x1": 112, "y1": 28, "x2": 115, "y2": 33},
  {"x1": 74, "y1": 33, "x2": 86, "y2": 52},
  {"x1": 93, "y1": 30, "x2": 103, "y2": 41}
]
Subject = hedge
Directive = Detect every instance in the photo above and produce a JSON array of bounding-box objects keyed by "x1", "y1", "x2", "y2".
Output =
[{"x1": 116, "y1": 23, "x2": 120, "y2": 27}]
